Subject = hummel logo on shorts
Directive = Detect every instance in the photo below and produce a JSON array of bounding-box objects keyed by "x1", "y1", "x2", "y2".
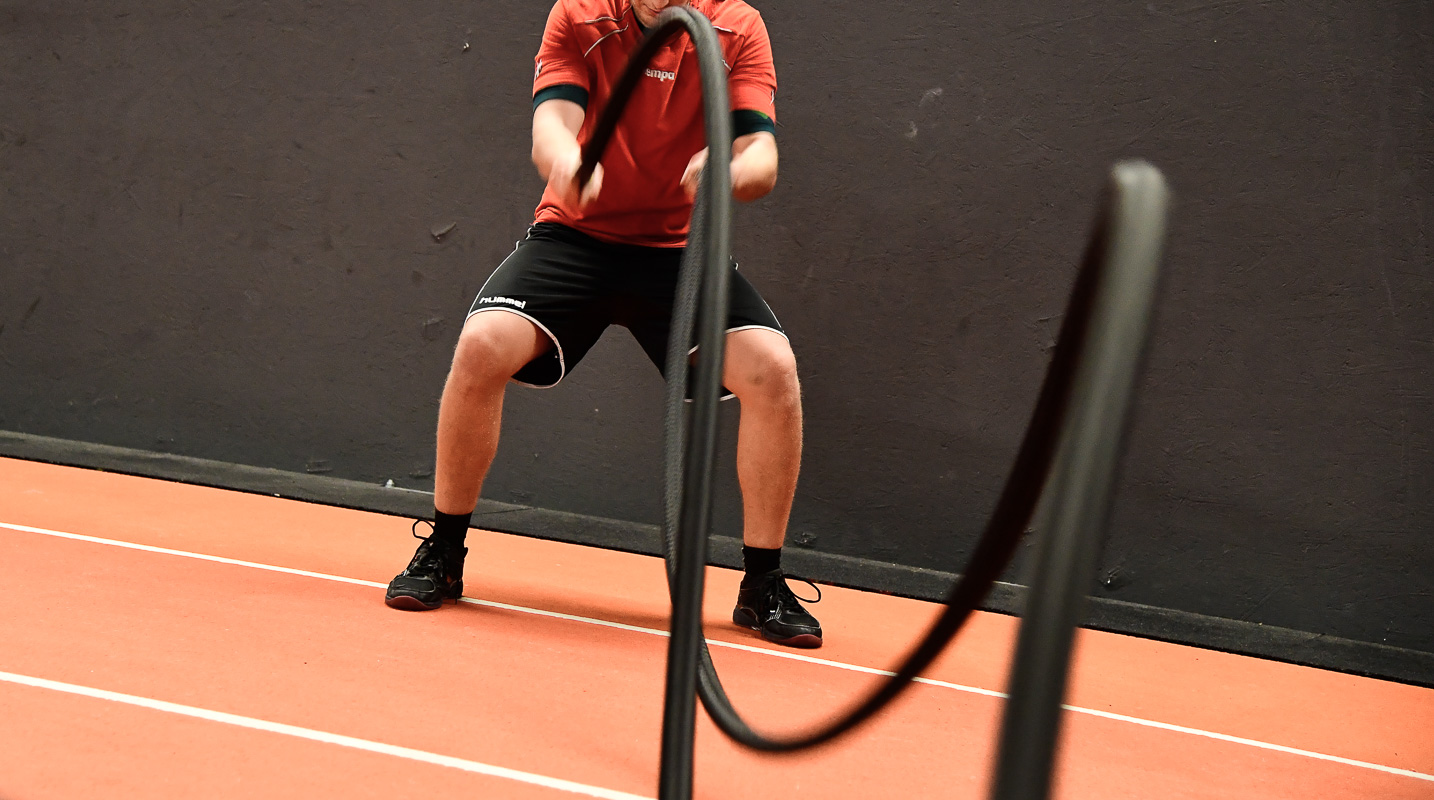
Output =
[{"x1": 480, "y1": 295, "x2": 527, "y2": 310}]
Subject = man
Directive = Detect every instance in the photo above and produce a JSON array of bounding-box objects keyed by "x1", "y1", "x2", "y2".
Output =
[{"x1": 384, "y1": 0, "x2": 822, "y2": 648}]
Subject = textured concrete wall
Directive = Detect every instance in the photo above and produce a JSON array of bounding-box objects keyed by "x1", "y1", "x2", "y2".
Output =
[{"x1": 2, "y1": 1, "x2": 1430, "y2": 651}]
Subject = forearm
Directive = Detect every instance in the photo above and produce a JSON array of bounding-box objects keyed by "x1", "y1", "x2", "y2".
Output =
[{"x1": 730, "y1": 132, "x2": 778, "y2": 203}]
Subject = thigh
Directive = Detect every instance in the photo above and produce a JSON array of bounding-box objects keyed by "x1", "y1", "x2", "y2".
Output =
[
  {"x1": 467, "y1": 225, "x2": 619, "y2": 388},
  {"x1": 622, "y1": 258, "x2": 786, "y2": 399},
  {"x1": 624, "y1": 263, "x2": 784, "y2": 365}
]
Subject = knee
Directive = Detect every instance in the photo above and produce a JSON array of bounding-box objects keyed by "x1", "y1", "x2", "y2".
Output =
[
  {"x1": 728, "y1": 341, "x2": 801, "y2": 407},
  {"x1": 449, "y1": 317, "x2": 527, "y2": 386}
]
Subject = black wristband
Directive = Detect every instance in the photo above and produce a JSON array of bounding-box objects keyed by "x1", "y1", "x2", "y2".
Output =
[{"x1": 533, "y1": 84, "x2": 590, "y2": 111}]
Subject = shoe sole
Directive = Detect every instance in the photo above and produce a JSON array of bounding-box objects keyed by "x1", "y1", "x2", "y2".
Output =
[
  {"x1": 732, "y1": 609, "x2": 823, "y2": 649},
  {"x1": 385, "y1": 581, "x2": 464, "y2": 612},
  {"x1": 385, "y1": 594, "x2": 444, "y2": 611},
  {"x1": 765, "y1": 632, "x2": 823, "y2": 648}
]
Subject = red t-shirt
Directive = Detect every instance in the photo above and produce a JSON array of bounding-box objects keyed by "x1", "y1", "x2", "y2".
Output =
[{"x1": 531, "y1": 0, "x2": 778, "y2": 247}]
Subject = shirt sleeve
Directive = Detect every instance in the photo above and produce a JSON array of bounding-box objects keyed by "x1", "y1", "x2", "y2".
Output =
[
  {"x1": 533, "y1": 0, "x2": 590, "y2": 98},
  {"x1": 727, "y1": 12, "x2": 777, "y2": 123}
]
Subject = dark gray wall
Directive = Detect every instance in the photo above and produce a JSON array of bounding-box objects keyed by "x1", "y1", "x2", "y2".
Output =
[{"x1": 2, "y1": 1, "x2": 1430, "y2": 652}]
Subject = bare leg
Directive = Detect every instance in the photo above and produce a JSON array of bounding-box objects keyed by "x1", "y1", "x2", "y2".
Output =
[
  {"x1": 722, "y1": 328, "x2": 822, "y2": 647},
  {"x1": 722, "y1": 328, "x2": 804, "y2": 549},
  {"x1": 433, "y1": 311, "x2": 550, "y2": 515}
]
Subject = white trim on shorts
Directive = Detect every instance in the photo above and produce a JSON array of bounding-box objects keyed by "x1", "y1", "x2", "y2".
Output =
[{"x1": 464, "y1": 306, "x2": 567, "y2": 389}]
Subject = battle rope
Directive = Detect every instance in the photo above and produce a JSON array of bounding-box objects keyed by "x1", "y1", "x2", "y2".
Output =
[
  {"x1": 576, "y1": 9, "x2": 1169, "y2": 798},
  {"x1": 990, "y1": 163, "x2": 1168, "y2": 800}
]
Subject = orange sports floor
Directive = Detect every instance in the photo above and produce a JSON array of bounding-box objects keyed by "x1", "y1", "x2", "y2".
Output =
[{"x1": 0, "y1": 456, "x2": 1431, "y2": 799}]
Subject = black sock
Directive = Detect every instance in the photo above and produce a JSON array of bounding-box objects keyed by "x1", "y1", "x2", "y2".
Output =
[
  {"x1": 742, "y1": 545, "x2": 781, "y2": 582},
  {"x1": 431, "y1": 510, "x2": 472, "y2": 548}
]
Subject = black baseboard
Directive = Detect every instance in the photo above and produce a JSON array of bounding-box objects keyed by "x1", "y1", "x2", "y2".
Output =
[{"x1": 2, "y1": 429, "x2": 1430, "y2": 689}]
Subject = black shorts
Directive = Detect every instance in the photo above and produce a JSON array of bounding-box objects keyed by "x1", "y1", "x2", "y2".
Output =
[{"x1": 468, "y1": 223, "x2": 785, "y2": 390}]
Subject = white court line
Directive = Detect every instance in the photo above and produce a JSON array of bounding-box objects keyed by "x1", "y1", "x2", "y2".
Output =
[
  {"x1": 469, "y1": 595, "x2": 1004, "y2": 699},
  {"x1": 2, "y1": 521, "x2": 1432, "y2": 785},
  {"x1": 0, "y1": 670, "x2": 652, "y2": 800}
]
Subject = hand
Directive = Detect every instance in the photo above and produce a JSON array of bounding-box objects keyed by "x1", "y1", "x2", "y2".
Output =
[
  {"x1": 548, "y1": 147, "x2": 603, "y2": 209},
  {"x1": 680, "y1": 147, "x2": 709, "y2": 200}
]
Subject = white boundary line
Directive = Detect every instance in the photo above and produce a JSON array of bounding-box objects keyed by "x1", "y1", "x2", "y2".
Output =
[
  {"x1": 2, "y1": 521, "x2": 1431, "y2": 785},
  {"x1": 0, "y1": 669, "x2": 651, "y2": 800}
]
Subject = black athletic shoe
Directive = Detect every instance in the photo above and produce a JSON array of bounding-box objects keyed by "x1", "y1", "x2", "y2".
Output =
[
  {"x1": 385, "y1": 523, "x2": 467, "y2": 611},
  {"x1": 732, "y1": 569, "x2": 823, "y2": 648}
]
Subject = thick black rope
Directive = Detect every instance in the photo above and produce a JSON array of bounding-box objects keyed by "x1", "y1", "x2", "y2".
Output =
[
  {"x1": 576, "y1": 5, "x2": 1170, "y2": 792},
  {"x1": 574, "y1": 8, "x2": 732, "y2": 799},
  {"x1": 679, "y1": 201, "x2": 1105, "y2": 751},
  {"x1": 666, "y1": 165, "x2": 1167, "y2": 753},
  {"x1": 665, "y1": 166, "x2": 1168, "y2": 755},
  {"x1": 990, "y1": 163, "x2": 1168, "y2": 800}
]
